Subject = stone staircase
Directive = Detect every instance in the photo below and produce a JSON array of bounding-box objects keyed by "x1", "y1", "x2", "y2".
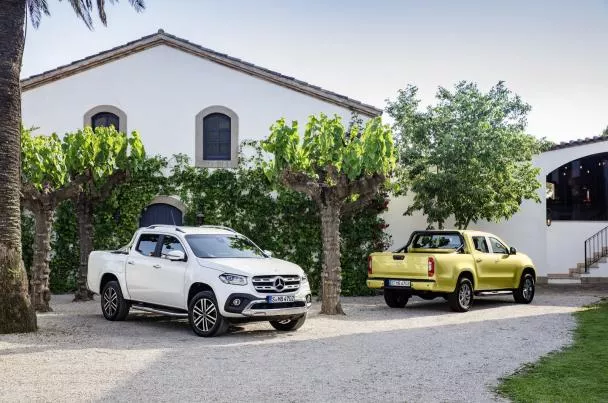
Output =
[{"x1": 547, "y1": 247, "x2": 608, "y2": 285}]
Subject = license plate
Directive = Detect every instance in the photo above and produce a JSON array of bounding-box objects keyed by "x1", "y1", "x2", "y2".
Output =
[
  {"x1": 388, "y1": 279, "x2": 411, "y2": 287},
  {"x1": 267, "y1": 295, "x2": 296, "y2": 303}
]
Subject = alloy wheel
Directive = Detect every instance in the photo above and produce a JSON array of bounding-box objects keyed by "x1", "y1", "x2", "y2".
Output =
[
  {"x1": 192, "y1": 298, "x2": 218, "y2": 332},
  {"x1": 103, "y1": 287, "x2": 118, "y2": 317},
  {"x1": 522, "y1": 278, "x2": 534, "y2": 301},
  {"x1": 459, "y1": 282, "x2": 471, "y2": 308}
]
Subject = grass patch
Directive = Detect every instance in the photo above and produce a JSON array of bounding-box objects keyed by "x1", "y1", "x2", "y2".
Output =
[{"x1": 497, "y1": 299, "x2": 608, "y2": 403}]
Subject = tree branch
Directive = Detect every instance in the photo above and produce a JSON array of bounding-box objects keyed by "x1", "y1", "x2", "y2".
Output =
[
  {"x1": 89, "y1": 169, "x2": 128, "y2": 204},
  {"x1": 341, "y1": 174, "x2": 386, "y2": 215},
  {"x1": 280, "y1": 170, "x2": 322, "y2": 202},
  {"x1": 337, "y1": 173, "x2": 385, "y2": 200},
  {"x1": 54, "y1": 175, "x2": 88, "y2": 202}
]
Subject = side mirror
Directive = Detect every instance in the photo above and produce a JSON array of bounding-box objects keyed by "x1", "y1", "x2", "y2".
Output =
[
  {"x1": 509, "y1": 246, "x2": 517, "y2": 255},
  {"x1": 263, "y1": 250, "x2": 273, "y2": 258},
  {"x1": 166, "y1": 250, "x2": 186, "y2": 261}
]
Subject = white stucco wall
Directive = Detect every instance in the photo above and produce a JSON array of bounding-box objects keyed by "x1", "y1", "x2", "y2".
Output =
[{"x1": 22, "y1": 44, "x2": 359, "y2": 162}]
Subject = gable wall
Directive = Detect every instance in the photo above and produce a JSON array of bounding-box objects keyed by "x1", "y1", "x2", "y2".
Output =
[{"x1": 22, "y1": 44, "x2": 360, "y2": 161}]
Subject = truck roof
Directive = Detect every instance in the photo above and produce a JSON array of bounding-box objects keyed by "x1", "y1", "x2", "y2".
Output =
[
  {"x1": 137, "y1": 225, "x2": 237, "y2": 236},
  {"x1": 413, "y1": 229, "x2": 495, "y2": 238}
]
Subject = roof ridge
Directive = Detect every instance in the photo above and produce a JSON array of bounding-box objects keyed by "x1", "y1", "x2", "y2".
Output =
[{"x1": 21, "y1": 30, "x2": 382, "y2": 117}]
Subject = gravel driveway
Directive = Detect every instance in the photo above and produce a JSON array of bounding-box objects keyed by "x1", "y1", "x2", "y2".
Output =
[{"x1": 0, "y1": 288, "x2": 603, "y2": 402}]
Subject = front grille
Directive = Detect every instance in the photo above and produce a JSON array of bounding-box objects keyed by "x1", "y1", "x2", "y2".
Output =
[
  {"x1": 250, "y1": 301, "x2": 306, "y2": 310},
  {"x1": 252, "y1": 275, "x2": 300, "y2": 293}
]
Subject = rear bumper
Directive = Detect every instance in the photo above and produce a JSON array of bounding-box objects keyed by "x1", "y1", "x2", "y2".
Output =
[{"x1": 367, "y1": 278, "x2": 440, "y2": 292}]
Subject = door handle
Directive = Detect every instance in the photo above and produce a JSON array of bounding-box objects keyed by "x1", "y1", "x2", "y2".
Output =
[
  {"x1": 494, "y1": 259, "x2": 500, "y2": 263},
  {"x1": 475, "y1": 258, "x2": 482, "y2": 263},
  {"x1": 127, "y1": 260, "x2": 135, "y2": 265},
  {"x1": 153, "y1": 264, "x2": 161, "y2": 269}
]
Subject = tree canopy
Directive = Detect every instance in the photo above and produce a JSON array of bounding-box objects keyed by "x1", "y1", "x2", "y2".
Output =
[
  {"x1": 387, "y1": 81, "x2": 542, "y2": 229},
  {"x1": 263, "y1": 114, "x2": 395, "y2": 314}
]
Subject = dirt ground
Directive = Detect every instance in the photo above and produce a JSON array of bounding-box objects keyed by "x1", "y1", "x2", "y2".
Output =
[{"x1": 1, "y1": 286, "x2": 605, "y2": 402}]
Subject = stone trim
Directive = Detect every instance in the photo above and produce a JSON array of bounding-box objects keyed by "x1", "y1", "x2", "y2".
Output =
[
  {"x1": 148, "y1": 195, "x2": 187, "y2": 213},
  {"x1": 21, "y1": 30, "x2": 381, "y2": 117},
  {"x1": 195, "y1": 106, "x2": 239, "y2": 169},
  {"x1": 83, "y1": 105, "x2": 127, "y2": 133}
]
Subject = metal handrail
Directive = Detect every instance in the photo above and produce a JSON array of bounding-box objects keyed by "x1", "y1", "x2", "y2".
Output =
[{"x1": 584, "y1": 225, "x2": 608, "y2": 273}]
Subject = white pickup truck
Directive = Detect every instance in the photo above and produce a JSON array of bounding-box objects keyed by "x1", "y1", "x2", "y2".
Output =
[{"x1": 87, "y1": 225, "x2": 312, "y2": 337}]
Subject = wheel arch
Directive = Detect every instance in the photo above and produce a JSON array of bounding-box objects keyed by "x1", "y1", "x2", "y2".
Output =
[
  {"x1": 457, "y1": 269, "x2": 475, "y2": 289},
  {"x1": 187, "y1": 282, "x2": 215, "y2": 305},
  {"x1": 100, "y1": 273, "x2": 119, "y2": 293}
]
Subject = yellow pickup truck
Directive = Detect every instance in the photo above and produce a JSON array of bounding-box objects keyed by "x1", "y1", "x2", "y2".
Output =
[{"x1": 367, "y1": 230, "x2": 536, "y2": 312}]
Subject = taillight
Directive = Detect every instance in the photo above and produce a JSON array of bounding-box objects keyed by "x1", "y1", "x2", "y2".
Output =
[
  {"x1": 427, "y1": 257, "x2": 435, "y2": 277},
  {"x1": 368, "y1": 256, "x2": 373, "y2": 274}
]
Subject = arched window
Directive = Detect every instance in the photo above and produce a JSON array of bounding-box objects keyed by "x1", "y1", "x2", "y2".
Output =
[
  {"x1": 195, "y1": 106, "x2": 239, "y2": 168},
  {"x1": 203, "y1": 113, "x2": 231, "y2": 160},
  {"x1": 546, "y1": 152, "x2": 608, "y2": 221},
  {"x1": 83, "y1": 105, "x2": 127, "y2": 133},
  {"x1": 91, "y1": 112, "x2": 119, "y2": 130}
]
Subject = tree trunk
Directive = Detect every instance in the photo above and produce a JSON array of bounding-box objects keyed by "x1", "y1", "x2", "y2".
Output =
[
  {"x1": 319, "y1": 203, "x2": 344, "y2": 315},
  {"x1": 74, "y1": 196, "x2": 94, "y2": 301},
  {"x1": 30, "y1": 207, "x2": 54, "y2": 312},
  {"x1": 0, "y1": 0, "x2": 37, "y2": 333}
]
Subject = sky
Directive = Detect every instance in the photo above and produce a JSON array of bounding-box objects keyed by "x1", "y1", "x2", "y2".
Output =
[{"x1": 21, "y1": 0, "x2": 608, "y2": 143}]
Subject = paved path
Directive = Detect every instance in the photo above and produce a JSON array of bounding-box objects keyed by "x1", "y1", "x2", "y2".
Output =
[{"x1": 0, "y1": 289, "x2": 603, "y2": 402}]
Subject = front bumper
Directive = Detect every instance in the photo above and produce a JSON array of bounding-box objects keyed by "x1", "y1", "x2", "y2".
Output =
[
  {"x1": 222, "y1": 292, "x2": 312, "y2": 318},
  {"x1": 241, "y1": 297, "x2": 311, "y2": 317}
]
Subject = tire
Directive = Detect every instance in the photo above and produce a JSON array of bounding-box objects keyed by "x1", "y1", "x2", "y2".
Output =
[
  {"x1": 270, "y1": 314, "x2": 307, "y2": 331},
  {"x1": 448, "y1": 277, "x2": 474, "y2": 312},
  {"x1": 188, "y1": 291, "x2": 229, "y2": 337},
  {"x1": 101, "y1": 281, "x2": 130, "y2": 321},
  {"x1": 384, "y1": 289, "x2": 410, "y2": 308},
  {"x1": 513, "y1": 273, "x2": 535, "y2": 304}
]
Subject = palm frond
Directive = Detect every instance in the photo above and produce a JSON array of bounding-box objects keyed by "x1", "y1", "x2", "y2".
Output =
[{"x1": 26, "y1": 0, "x2": 50, "y2": 29}]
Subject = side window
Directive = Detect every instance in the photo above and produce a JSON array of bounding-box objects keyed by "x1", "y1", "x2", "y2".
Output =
[
  {"x1": 489, "y1": 237, "x2": 509, "y2": 254},
  {"x1": 135, "y1": 234, "x2": 160, "y2": 257},
  {"x1": 472, "y1": 236, "x2": 489, "y2": 253},
  {"x1": 160, "y1": 235, "x2": 186, "y2": 259}
]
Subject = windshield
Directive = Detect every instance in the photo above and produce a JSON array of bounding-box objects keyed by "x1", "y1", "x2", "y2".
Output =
[
  {"x1": 410, "y1": 233, "x2": 463, "y2": 250},
  {"x1": 186, "y1": 234, "x2": 266, "y2": 258}
]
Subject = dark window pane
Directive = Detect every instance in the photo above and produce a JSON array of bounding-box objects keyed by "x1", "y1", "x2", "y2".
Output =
[
  {"x1": 546, "y1": 153, "x2": 608, "y2": 221},
  {"x1": 161, "y1": 235, "x2": 185, "y2": 258},
  {"x1": 472, "y1": 236, "x2": 489, "y2": 253},
  {"x1": 489, "y1": 237, "x2": 508, "y2": 254},
  {"x1": 92, "y1": 112, "x2": 120, "y2": 131},
  {"x1": 136, "y1": 234, "x2": 160, "y2": 257},
  {"x1": 203, "y1": 113, "x2": 231, "y2": 160}
]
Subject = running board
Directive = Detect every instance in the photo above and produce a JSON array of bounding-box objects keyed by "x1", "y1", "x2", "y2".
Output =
[
  {"x1": 131, "y1": 304, "x2": 188, "y2": 318},
  {"x1": 476, "y1": 291, "x2": 513, "y2": 296}
]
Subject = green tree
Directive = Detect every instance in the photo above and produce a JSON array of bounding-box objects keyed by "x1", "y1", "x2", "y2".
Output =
[
  {"x1": 0, "y1": 0, "x2": 144, "y2": 334},
  {"x1": 263, "y1": 114, "x2": 395, "y2": 314},
  {"x1": 62, "y1": 127, "x2": 146, "y2": 301},
  {"x1": 387, "y1": 81, "x2": 542, "y2": 229},
  {"x1": 21, "y1": 129, "x2": 85, "y2": 311}
]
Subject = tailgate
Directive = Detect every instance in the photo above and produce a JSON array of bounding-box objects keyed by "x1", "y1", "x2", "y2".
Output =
[{"x1": 369, "y1": 252, "x2": 431, "y2": 278}]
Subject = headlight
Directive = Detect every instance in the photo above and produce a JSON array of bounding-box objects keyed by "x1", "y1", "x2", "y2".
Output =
[
  {"x1": 301, "y1": 273, "x2": 309, "y2": 284},
  {"x1": 219, "y1": 273, "x2": 248, "y2": 286}
]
